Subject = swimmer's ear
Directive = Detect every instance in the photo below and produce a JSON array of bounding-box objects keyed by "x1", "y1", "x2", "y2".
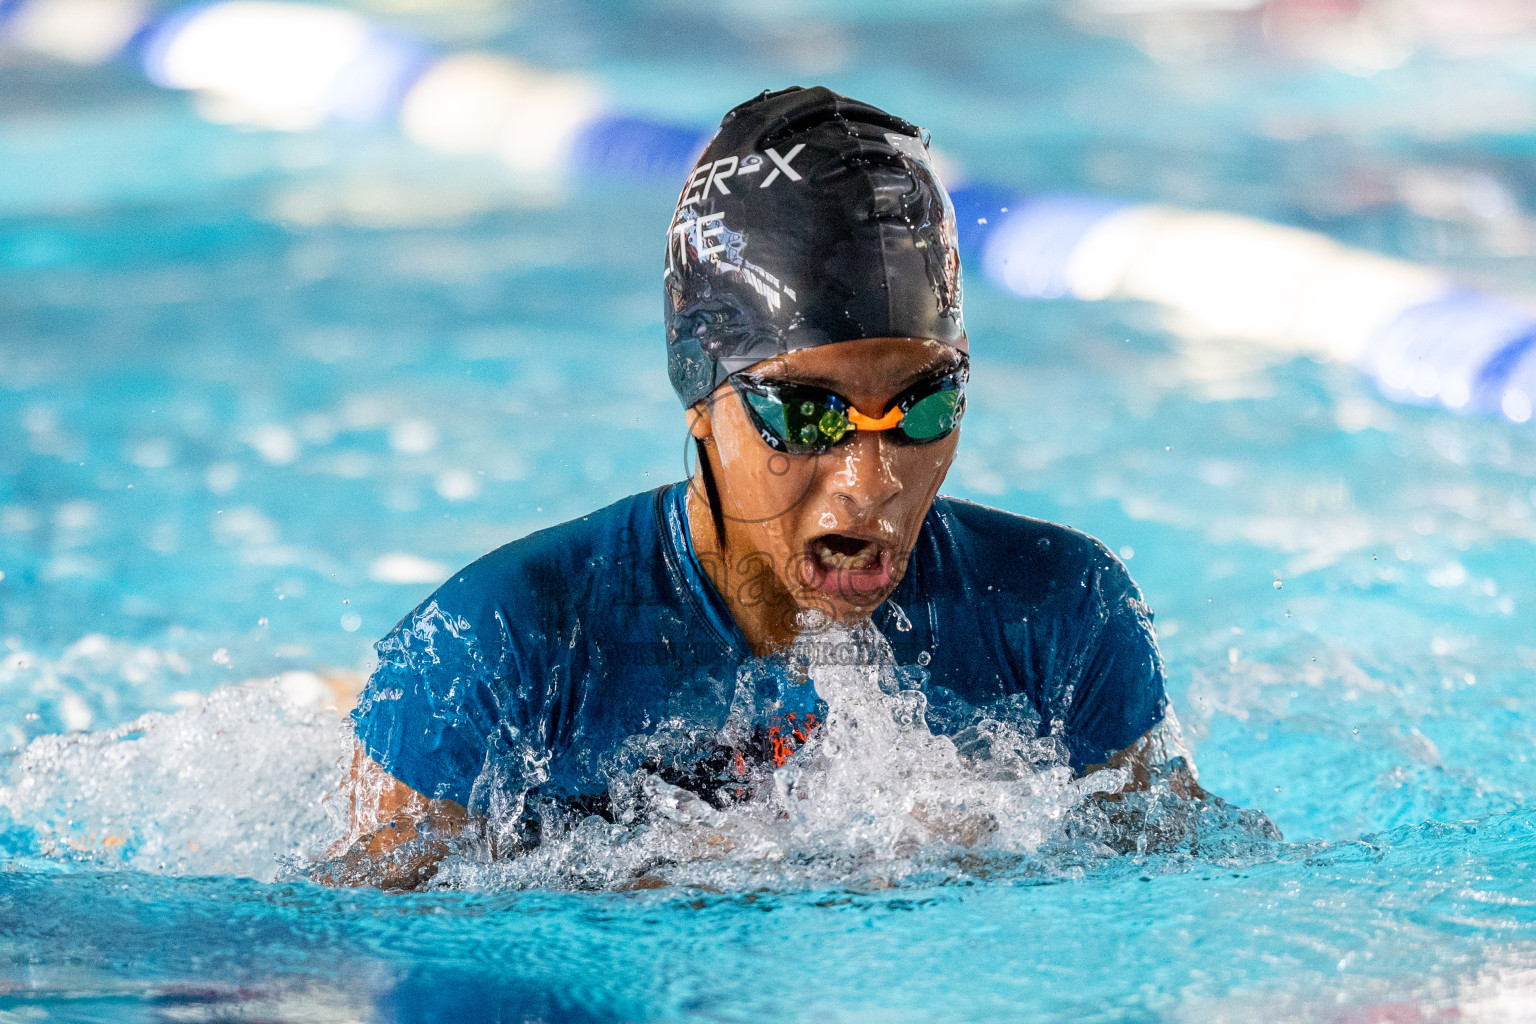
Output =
[{"x1": 687, "y1": 399, "x2": 714, "y2": 442}]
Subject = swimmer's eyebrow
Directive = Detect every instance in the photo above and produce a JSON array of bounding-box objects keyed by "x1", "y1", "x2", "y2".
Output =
[
  {"x1": 900, "y1": 352, "x2": 965, "y2": 386},
  {"x1": 755, "y1": 354, "x2": 963, "y2": 392}
]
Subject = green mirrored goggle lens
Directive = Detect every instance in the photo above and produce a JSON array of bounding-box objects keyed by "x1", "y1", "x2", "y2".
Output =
[
  {"x1": 897, "y1": 388, "x2": 961, "y2": 441},
  {"x1": 739, "y1": 374, "x2": 963, "y2": 453},
  {"x1": 744, "y1": 390, "x2": 852, "y2": 451},
  {"x1": 810, "y1": 406, "x2": 851, "y2": 445},
  {"x1": 743, "y1": 389, "x2": 789, "y2": 440}
]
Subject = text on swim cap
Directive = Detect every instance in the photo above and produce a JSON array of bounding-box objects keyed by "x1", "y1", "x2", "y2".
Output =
[
  {"x1": 680, "y1": 145, "x2": 807, "y2": 207},
  {"x1": 759, "y1": 145, "x2": 805, "y2": 187},
  {"x1": 695, "y1": 212, "x2": 727, "y2": 258},
  {"x1": 668, "y1": 211, "x2": 797, "y2": 313}
]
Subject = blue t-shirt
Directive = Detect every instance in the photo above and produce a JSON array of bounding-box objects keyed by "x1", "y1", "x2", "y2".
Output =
[{"x1": 352, "y1": 483, "x2": 1165, "y2": 816}]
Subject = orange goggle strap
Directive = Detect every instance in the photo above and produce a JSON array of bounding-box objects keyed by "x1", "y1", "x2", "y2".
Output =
[{"x1": 846, "y1": 406, "x2": 906, "y2": 431}]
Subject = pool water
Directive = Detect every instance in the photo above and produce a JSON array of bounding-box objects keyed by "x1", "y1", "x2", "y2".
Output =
[{"x1": 5, "y1": 1, "x2": 1536, "y2": 1020}]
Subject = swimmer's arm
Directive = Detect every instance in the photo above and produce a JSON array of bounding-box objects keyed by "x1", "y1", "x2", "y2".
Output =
[
  {"x1": 313, "y1": 743, "x2": 469, "y2": 890},
  {"x1": 1100, "y1": 728, "x2": 1208, "y2": 799},
  {"x1": 1088, "y1": 726, "x2": 1283, "y2": 849}
]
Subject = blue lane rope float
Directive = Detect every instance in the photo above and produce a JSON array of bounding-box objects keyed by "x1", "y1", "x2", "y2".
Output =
[{"x1": 4, "y1": 0, "x2": 1535, "y2": 424}]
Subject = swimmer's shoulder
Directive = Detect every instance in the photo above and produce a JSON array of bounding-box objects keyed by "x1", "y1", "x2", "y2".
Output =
[
  {"x1": 448, "y1": 488, "x2": 669, "y2": 592},
  {"x1": 435, "y1": 486, "x2": 674, "y2": 605},
  {"x1": 923, "y1": 494, "x2": 1138, "y2": 600}
]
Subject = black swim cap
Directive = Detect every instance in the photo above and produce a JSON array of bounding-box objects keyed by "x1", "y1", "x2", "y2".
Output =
[{"x1": 664, "y1": 86, "x2": 966, "y2": 408}]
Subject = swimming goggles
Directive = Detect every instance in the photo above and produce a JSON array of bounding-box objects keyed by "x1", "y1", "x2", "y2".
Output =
[{"x1": 729, "y1": 357, "x2": 968, "y2": 456}]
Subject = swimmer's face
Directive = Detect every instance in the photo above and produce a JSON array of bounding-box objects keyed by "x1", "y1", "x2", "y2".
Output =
[{"x1": 690, "y1": 336, "x2": 964, "y2": 631}]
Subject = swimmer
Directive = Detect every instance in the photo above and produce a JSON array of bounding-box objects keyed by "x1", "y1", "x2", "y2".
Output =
[{"x1": 319, "y1": 87, "x2": 1203, "y2": 890}]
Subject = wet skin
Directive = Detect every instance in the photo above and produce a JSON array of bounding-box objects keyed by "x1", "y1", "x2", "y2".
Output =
[
  {"x1": 323, "y1": 337, "x2": 971, "y2": 887},
  {"x1": 321, "y1": 335, "x2": 1203, "y2": 887},
  {"x1": 685, "y1": 336, "x2": 965, "y2": 656}
]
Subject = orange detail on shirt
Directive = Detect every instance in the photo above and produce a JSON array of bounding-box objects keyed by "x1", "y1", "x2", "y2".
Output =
[{"x1": 767, "y1": 712, "x2": 821, "y2": 767}]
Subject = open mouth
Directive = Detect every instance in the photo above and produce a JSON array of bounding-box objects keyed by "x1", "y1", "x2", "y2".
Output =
[
  {"x1": 801, "y1": 533, "x2": 895, "y2": 601},
  {"x1": 810, "y1": 533, "x2": 881, "y2": 571}
]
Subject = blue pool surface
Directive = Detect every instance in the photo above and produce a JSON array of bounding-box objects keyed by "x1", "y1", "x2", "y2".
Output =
[{"x1": 5, "y1": 1, "x2": 1536, "y2": 1020}]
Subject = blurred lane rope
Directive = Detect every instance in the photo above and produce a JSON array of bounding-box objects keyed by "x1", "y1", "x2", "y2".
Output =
[{"x1": 4, "y1": 0, "x2": 1535, "y2": 425}]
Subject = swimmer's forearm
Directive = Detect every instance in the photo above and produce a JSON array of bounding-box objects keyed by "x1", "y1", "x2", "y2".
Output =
[
  {"x1": 1098, "y1": 724, "x2": 1208, "y2": 799},
  {"x1": 314, "y1": 819, "x2": 458, "y2": 889},
  {"x1": 319, "y1": 743, "x2": 471, "y2": 889}
]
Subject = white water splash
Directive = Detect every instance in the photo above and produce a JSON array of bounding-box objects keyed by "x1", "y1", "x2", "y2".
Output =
[
  {"x1": 433, "y1": 624, "x2": 1129, "y2": 891},
  {"x1": 1, "y1": 625, "x2": 1264, "y2": 891},
  {"x1": 0, "y1": 680, "x2": 351, "y2": 881}
]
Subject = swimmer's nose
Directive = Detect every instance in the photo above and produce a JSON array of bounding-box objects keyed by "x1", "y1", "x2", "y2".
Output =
[{"x1": 828, "y1": 430, "x2": 902, "y2": 513}]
